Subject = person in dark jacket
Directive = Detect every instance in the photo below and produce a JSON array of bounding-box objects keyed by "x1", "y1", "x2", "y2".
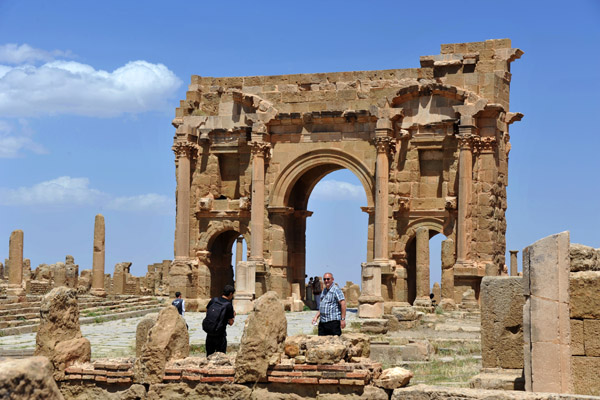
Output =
[{"x1": 205, "y1": 285, "x2": 236, "y2": 356}]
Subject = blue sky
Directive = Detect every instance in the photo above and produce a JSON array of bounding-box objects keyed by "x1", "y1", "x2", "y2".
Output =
[{"x1": 0, "y1": 1, "x2": 598, "y2": 289}]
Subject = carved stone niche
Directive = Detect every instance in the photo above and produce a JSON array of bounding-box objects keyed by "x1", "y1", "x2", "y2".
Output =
[
  {"x1": 445, "y1": 196, "x2": 457, "y2": 210},
  {"x1": 198, "y1": 197, "x2": 213, "y2": 211}
]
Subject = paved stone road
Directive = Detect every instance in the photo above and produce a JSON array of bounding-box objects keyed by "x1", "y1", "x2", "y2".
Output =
[{"x1": 0, "y1": 309, "x2": 359, "y2": 358}]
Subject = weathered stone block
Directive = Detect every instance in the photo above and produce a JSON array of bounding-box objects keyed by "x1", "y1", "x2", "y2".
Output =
[
  {"x1": 583, "y1": 319, "x2": 600, "y2": 356},
  {"x1": 570, "y1": 319, "x2": 584, "y2": 356},
  {"x1": 570, "y1": 271, "x2": 600, "y2": 319},
  {"x1": 480, "y1": 276, "x2": 524, "y2": 369},
  {"x1": 572, "y1": 356, "x2": 600, "y2": 396}
]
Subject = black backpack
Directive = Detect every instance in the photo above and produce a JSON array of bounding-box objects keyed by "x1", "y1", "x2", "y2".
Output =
[
  {"x1": 202, "y1": 298, "x2": 228, "y2": 334},
  {"x1": 172, "y1": 298, "x2": 184, "y2": 315}
]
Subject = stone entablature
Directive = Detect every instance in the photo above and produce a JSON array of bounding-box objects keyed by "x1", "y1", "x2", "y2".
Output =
[{"x1": 171, "y1": 39, "x2": 523, "y2": 314}]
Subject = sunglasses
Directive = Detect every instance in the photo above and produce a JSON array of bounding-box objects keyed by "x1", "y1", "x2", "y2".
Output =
[{"x1": 323, "y1": 278, "x2": 331, "y2": 281}]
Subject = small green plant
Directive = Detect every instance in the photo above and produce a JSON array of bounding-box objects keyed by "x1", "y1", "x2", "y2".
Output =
[
  {"x1": 190, "y1": 344, "x2": 206, "y2": 354},
  {"x1": 435, "y1": 306, "x2": 444, "y2": 315},
  {"x1": 93, "y1": 317, "x2": 106, "y2": 324},
  {"x1": 17, "y1": 316, "x2": 26, "y2": 321},
  {"x1": 302, "y1": 305, "x2": 311, "y2": 311},
  {"x1": 350, "y1": 321, "x2": 362, "y2": 330},
  {"x1": 84, "y1": 311, "x2": 99, "y2": 317},
  {"x1": 312, "y1": 326, "x2": 318, "y2": 335}
]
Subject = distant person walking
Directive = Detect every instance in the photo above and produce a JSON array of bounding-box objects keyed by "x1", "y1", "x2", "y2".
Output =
[
  {"x1": 311, "y1": 272, "x2": 346, "y2": 336},
  {"x1": 312, "y1": 276, "x2": 323, "y2": 310},
  {"x1": 172, "y1": 291, "x2": 185, "y2": 316},
  {"x1": 202, "y1": 285, "x2": 236, "y2": 356}
]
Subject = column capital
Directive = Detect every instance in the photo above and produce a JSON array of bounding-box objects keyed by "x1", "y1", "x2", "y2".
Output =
[
  {"x1": 457, "y1": 134, "x2": 476, "y2": 150},
  {"x1": 474, "y1": 136, "x2": 497, "y2": 154},
  {"x1": 373, "y1": 136, "x2": 394, "y2": 154},
  {"x1": 172, "y1": 143, "x2": 197, "y2": 158},
  {"x1": 509, "y1": 250, "x2": 519, "y2": 255},
  {"x1": 249, "y1": 141, "x2": 271, "y2": 157}
]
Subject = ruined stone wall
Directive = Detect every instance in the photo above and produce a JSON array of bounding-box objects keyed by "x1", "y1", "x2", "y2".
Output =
[{"x1": 569, "y1": 244, "x2": 600, "y2": 396}]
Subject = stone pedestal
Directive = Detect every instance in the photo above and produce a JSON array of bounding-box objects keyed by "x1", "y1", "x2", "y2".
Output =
[
  {"x1": 358, "y1": 262, "x2": 385, "y2": 318},
  {"x1": 234, "y1": 260, "x2": 261, "y2": 314},
  {"x1": 169, "y1": 259, "x2": 195, "y2": 298}
]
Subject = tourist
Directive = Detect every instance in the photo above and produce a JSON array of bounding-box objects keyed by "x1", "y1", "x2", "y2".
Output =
[
  {"x1": 172, "y1": 291, "x2": 185, "y2": 317},
  {"x1": 203, "y1": 285, "x2": 236, "y2": 356},
  {"x1": 311, "y1": 272, "x2": 346, "y2": 336},
  {"x1": 307, "y1": 277, "x2": 314, "y2": 305},
  {"x1": 312, "y1": 276, "x2": 323, "y2": 309}
]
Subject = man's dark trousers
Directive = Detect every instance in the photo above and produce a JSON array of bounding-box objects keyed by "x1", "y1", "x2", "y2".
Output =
[
  {"x1": 206, "y1": 334, "x2": 227, "y2": 355},
  {"x1": 318, "y1": 320, "x2": 341, "y2": 336}
]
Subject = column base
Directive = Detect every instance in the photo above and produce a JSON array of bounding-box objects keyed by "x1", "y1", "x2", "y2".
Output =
[
  {"x1": 6, "y1": 284, "x2": 25, "y2": 297},
  {"x1": 440, "y1": 298, "x2": 457, "y2": 311},
  {"x1": 358, "y1": 295, "x2": 384, "y2": 318},
  {"x1": 233, "y1": 293, "x2": 254, "y2": 314},
  {"x1": 413, "y1": 297, "x2": 432, "y2": 308},
  {"x1": 90, "y1": 288, "x2": 107, "y2": 297}
]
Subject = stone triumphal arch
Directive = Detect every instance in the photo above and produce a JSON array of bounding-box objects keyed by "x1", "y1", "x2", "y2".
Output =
[{"x1": 170, "y1": 39, "x2": 523, "y2": 317}]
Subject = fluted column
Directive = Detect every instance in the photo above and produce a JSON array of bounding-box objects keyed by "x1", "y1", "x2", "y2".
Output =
[
  {"x1": 91, "y1": 214, "x2": 106, "y2": 297},
  {"x1": 174, "y1": 144, "x2": 193, "y2": 259},
  {"x1": 456, "y1": 130, "x2": 475, "y2": 265},
  {"x1": 249, "y1": 142, "x2": 269, "y2": 261}
]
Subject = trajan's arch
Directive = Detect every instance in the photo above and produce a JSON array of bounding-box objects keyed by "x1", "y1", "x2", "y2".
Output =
[{"x1": 170, "y1": 39, "x2": 523, "y2": 317}]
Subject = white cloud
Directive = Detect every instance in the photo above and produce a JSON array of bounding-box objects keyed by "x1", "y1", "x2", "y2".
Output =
[
  {"x1": 0, "y1": 44, "x2": 182, "y2": 117},
  {"x1": 0, "y1": 119, "x2": 47, "y2": 158},
  {"x1": 107, "y1": 193, "x2": 174, "y2": 214},
  {"x1": 0, "y1": 176, "x2": 105, "y2": 206},
  {"x1": 0, "y1": 176, "x2": 173, "y2": 215},
  {"x1": 311, "y1": 180, "x2": 366, "y2": 201},
  {"x1": 0, "y1": 43, "x2": 72, "y2": 64}
]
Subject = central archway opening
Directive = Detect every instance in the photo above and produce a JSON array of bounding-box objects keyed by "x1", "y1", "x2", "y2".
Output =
[{"x1": 305, "y1": 169, "x2": 368, "y2": 300}]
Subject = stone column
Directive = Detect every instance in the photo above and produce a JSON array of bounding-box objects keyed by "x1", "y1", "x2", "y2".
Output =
[
  {"x1": 374, "y1": 136, "x2": 391, "y2": 261},
  {"x1": 7, "y1": 230, "x2": 24, "y2": 296},
  {"x1": 233, "y1": 260, "x2": 256, "y2": 314},
  {"x1": 440, "y1": 238, "x2": 456, "y2": 310},
  {"x1": 358, "y1": 134, "x2": 390, "y2": 318},
  {"x1": 91, "y1": 214, "x2": 106, "y2": 297},
  {"x1": 510, "y1": 250, "x2": 518, "y2": 276},
  {"x1": 174, "y1": 144, "x2": 193, "y2": 260},
  {"x1": 249, "y1": 142, "x2": 269, "y2": 261},
  {"x1": 236, "y1": 236, "x2": 243, "y2": 266},
  {"x1": 414, "y1": 227, "x2": 431, "y2": 307},
  {"x1": 456, "y1": 131, "x2": 474, "y2": 265}
]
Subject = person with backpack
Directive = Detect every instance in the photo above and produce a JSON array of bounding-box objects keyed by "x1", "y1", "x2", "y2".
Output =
[
  {"x1": 172, "y1": 291, "x2": 188, "y2": 329},
  {"x1": 312, "y1": 276, "x2": 323, "y2": 310},
  {"x1": 172, "y1": 291, "x2": 185, "y2": 317},
  {"x1": 202, "y1": 285, "x2": 236, "y2": 356}
]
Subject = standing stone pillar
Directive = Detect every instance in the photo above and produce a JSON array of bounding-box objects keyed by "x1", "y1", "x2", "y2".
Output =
[
  {"x1": 174, "y1": 144, "x2": 193, "y2": 260},
  {"x1": 510, "y1": 250, "x2": 518, "y2": 276},
  {"x1": 523, "y1": 232, "x2": 572, "y2": 393},
  {"x1": 359, "y1": 133, "x2": 391, "y2": 318},
  {"x1": 236, "y1": 236, "x2": 243, "y2": 266},
  {"x1": 7, "y1": 230, "x2": 25, "y2": 297},
  {"x1": 456, "y1": 131, "x2": 474, "y2": 265},
  {"x1": 233, "y1": 261, "x2": 256, "y2": 314},
  {"x1": 249, "y1": 142, "x2": 269, "y2": 262},
  {"x1": 91, "y1": 214, "x2": 106, "y2": 297},
  {"x1": 414, "y1": 227, "x2": 431, "y2": 307},
  {"x1": 440, "y1": 238, "x2": 456, "y2": 309}
]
